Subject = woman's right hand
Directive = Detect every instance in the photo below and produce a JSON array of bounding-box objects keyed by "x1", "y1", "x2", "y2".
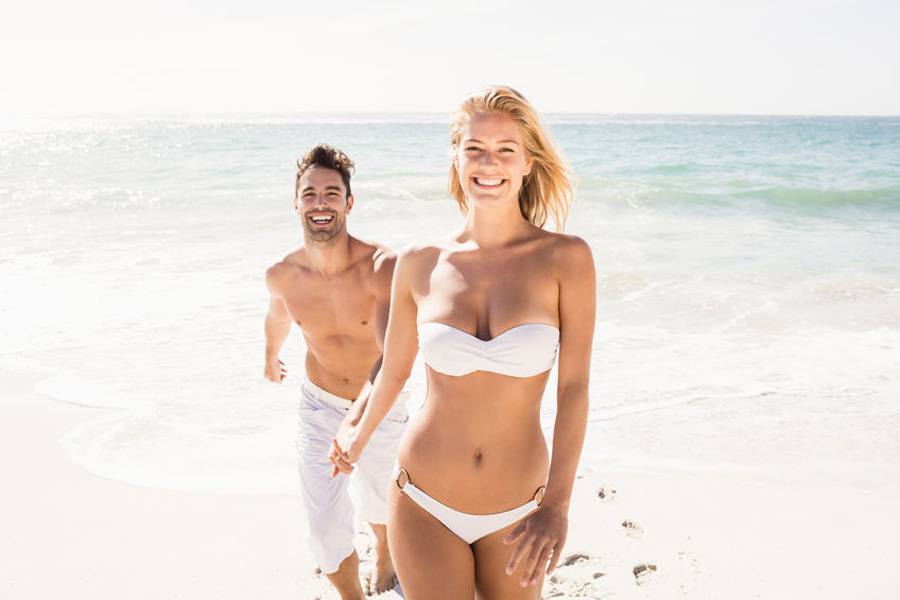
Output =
[
  {"x1": 329, "y1": 412, "x2": 359, "y2": 477},
  {"x1": 329, "y1": 423, "x2": 367, "y2": 477},
  {"x1": 263, "y1": 356, "x2": 286, "y2": 382}
]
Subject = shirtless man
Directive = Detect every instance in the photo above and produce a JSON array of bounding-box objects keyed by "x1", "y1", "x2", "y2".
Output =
[{"x1": 263, "y1": 144, "x2": 409, "y2": 599}]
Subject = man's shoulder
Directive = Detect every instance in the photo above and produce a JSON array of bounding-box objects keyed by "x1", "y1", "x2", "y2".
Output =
[
  {"x1": 350, "y1": 237, "x2": 397, "y2": 274},
  {"x1": 265, "y1": 248, "x2": 307, "y2": 291}
]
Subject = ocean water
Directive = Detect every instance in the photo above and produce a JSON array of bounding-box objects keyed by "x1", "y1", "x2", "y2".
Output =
[{"x1": 2, "y1": 114, "x2": 899, "y2": 494}]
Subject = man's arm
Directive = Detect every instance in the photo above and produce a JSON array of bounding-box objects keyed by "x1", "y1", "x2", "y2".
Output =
[{"x1": 264, "y1": 265, "x2": 293, "y2": 383}]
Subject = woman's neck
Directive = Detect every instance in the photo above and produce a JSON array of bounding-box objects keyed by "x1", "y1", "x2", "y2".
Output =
[{"x1": 458, "y1": 199, "x2": 534, "y2": 248}]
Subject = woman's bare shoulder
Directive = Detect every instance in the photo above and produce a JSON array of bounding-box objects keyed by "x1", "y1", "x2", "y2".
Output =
[
  {"x1": 395, "y1": 241, "x2": 450, "y2": 271},
  {"x1": 537, "y1": 231, "x2": 594, "y2": 267}
]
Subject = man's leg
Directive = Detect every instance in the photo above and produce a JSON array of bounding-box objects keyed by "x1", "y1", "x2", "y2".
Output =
[
  {"x1": 326, "y1": 552, "x2": 365, "y2": 600},
  {"x1": 368, "y1": 522, "x2": 397, "y2": 594},
  {"x1": 298, "y1": 392, "x2": 364, "y2": 600}
]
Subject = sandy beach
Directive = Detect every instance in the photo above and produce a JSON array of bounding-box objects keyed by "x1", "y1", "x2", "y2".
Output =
[{"x1": 3, "y1": 368, "x2": 897, "y2": 600}]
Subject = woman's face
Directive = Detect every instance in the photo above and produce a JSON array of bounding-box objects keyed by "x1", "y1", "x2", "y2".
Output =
[{"x1": 455, "y1": 111, "x2": 532, "y2": 208}]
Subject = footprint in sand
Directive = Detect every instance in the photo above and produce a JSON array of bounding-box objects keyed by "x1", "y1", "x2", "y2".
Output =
[
  {"x1": 544, "y1": 553, "x2": 609, "y2": 598},
  {"x1": 596, "y1": 486, "x2": 617, "y2": 502},
  {"x1": 620, "y1": 519, "x2": 644, "y2": 538},
  {"x1": 632, "y1": 563, "x2": 658, "y2": 586}
]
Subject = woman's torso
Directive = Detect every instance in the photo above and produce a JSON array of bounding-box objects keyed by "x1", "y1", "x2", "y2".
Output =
[{"x1": 397, "y1": 231, "x2": 562, "y2": 514}]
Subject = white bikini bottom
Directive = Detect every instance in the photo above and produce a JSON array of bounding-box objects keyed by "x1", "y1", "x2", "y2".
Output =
[{"x1": 394, "y1": 466, "x2": 545, "y2": 545}]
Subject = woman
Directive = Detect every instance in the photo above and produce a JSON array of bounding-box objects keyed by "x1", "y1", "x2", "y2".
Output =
[{"x1": 331, "y1": 85, "x2": 595, "y2": 599}]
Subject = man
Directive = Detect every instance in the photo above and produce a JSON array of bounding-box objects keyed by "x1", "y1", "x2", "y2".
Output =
[{"x1": 264, "y1": 144, "x2": 408, "y2": 599}]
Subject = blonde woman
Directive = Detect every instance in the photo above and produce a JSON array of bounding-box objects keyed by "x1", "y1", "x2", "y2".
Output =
[{"x1": 331, "y1": 86, "x2": 595, "y2": 599}]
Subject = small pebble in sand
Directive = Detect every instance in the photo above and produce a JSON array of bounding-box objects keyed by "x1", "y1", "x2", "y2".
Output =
[
  {"x1": 597, "y1": 487, "x2": 617, "y2": 500},
  {"x1": 313, "y1": 567, "x2": 322, "y2": 576},
  {"x1": 593, "y1": 571, "x2": 605, "y2": 579}
]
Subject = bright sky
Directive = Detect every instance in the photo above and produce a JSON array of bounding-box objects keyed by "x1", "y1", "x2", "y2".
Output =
[{"x1": 1, "y1": 0, "x2": 897, "y2": 116}]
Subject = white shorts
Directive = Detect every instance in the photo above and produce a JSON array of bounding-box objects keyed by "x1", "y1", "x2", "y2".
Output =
[{"x1": 296, "y1": 378, "x2": 409, "y2": 574}]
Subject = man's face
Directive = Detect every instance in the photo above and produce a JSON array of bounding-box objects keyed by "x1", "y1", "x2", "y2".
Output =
[{"x1": 295, "y1": 166, "x2": 354, "y2": 243}]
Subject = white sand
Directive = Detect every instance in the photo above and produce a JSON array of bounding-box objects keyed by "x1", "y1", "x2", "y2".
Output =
[{"x1": 2, "y1": 369, "x2": 898, "y2": 599}]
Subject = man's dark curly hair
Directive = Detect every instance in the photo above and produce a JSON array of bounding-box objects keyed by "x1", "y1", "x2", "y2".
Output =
[{"x1": 295, "y1": 144, "x2": 355, "y2": 200}]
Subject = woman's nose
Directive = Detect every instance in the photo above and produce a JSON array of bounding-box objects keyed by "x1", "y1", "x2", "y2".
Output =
[{"x1": 479, "y1": 151, "x2": 498, "y2": 165}]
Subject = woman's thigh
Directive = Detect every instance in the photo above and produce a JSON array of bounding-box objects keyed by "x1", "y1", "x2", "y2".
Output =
[
  {"x1": 473, "y1": 519, "x2": 544, "y2": 600},
  {"x1": 387, "y1": 485, "x2": 475, "y2": 600}
]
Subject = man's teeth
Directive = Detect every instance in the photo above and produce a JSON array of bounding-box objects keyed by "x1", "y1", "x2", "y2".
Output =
[
  {"x1": 475, "y1": 177, "x2": 503, "y2": 186},
  {"x1": 310, "y1": 215, "x2": 334, "y2": 223}
]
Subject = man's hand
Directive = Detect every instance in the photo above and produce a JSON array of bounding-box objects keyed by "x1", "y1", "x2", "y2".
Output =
[
  {"x1": 263, "y1": 356, "x2": 287, "y2": 383},
  {"x1": 329, "y1": 410, "x2": 359, "y2": 477},
  {"x1": 330, "y1": 416, "x2": 367, "y2": 478}
]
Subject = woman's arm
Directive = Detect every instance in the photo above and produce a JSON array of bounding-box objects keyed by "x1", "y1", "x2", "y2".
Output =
[
  {"x1": 331, "y1": 248, "x2": 420, "y2": 466},
  {"x1": 543, "y1": 236, "x2": 596, "y2": 510},
  {"x1": 505, "y1": 235, "x2": 596, "y2": 586}
]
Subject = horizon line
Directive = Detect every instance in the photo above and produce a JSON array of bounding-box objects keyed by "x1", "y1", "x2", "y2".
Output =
[{"x1": 5, "y1": 110, "x2": 900, "y2": 120}]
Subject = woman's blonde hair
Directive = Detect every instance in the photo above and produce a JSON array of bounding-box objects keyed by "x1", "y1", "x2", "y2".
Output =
[{"x1": 449, "y1": 85, "x2": 572, "y2": 231}]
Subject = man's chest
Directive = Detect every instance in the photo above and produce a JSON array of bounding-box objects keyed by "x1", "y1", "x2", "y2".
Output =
[{"x1": 283, "y1": 275, "x2": 377, "y2": 336}]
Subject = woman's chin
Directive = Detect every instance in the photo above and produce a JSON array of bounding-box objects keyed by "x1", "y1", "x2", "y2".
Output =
[{"x1": 465, "y1": 189, "x2": 517, "y2": 206}]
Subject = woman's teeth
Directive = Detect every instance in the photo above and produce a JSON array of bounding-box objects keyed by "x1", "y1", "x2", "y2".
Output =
[{"x1": 475, "y1": 177, "x2": 503, "y2": 187}]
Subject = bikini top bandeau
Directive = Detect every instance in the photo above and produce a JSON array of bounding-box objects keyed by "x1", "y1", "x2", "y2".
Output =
[{"x1": 418, "y1": 322, "x2": 560, "y2": 378}]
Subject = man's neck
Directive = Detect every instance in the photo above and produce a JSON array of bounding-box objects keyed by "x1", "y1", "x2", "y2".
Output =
[{"x1": 304, "y1": 231, "x2": 354, "y2": 276}]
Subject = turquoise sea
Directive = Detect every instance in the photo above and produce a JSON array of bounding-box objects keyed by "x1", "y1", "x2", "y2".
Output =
[{"x1": 2, "y1": 114, "x2": 898, "y2": 493}]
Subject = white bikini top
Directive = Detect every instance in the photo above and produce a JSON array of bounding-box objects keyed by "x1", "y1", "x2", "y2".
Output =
[{"x1": 418, "y1": 322, "x2": 560, "y2": 378}]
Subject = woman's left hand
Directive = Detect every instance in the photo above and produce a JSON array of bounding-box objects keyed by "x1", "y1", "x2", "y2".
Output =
[{"x1": 503, "y1": 503, "x2": 569, "y2": 587}]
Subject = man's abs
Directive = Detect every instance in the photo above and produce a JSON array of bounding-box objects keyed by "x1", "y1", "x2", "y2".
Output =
[{"x1": 302, "y1": 337, "x2": 380, "y2": 400}]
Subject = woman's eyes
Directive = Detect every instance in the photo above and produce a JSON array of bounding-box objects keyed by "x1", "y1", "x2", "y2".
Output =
[{"x1": 464, "y1": 146, "x2": 516, "y2": 153}]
